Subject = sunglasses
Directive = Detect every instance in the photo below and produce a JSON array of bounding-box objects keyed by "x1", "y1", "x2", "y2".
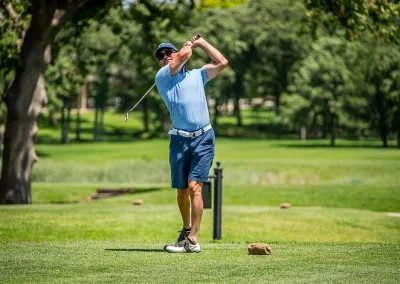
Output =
[{"x1": 157, "y1": 49, "x2": 175, "y2": 61}]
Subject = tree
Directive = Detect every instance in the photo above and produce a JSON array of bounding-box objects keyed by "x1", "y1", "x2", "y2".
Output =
[
  {"x1": 247, "y1": 0, "x2": 307, "y2": 114},
  {"x1": 0, "y1": 1, "x2": 30, "y2": 153},
  {"x1": 282, "y1": 37, "x2": 352, "y2": 146},
  {"x1": 0, "y1": 0, "x2": 30, "y2": 91},
  {"x1": 392, "y1": 109, "x2": 400, "y2": 147},
  {"x1": 197, "y1": 0, "x2": 247, "y2": 8},
  {"x1": 302, "y1": 0, "x2": 400, "y2": 43},
  {"x1": 365, "y1": 43, "x2": 400, "y2": 147},
  {"x1": 46, "y1": 40, "x2": 82, "y2": 143},
  {"x1": 0, "y1": 0, "x2": 119, "y2": 204}
]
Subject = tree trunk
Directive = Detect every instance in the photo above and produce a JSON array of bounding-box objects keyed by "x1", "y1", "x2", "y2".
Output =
[
  {"x1": 397, "y1": 131, "x2": 400, "y2": 148},
  {"x1": 48, "y1": 110, "x2": 57, "y2": 126},
  {"x1": 309, "y1": 113, "x2": 318, "y2": 137},
  {"x1": 79, "y1": 81, "x2": 88, "y2": 111},
  {"x1": 75, "y1": 108, "x2": 81, "y2": 141},
  {"x1": 330, "y1": 114, "x2": 336, "y2": 147},
  {"x1": 76, "y1": 84, "x2": 83, "y2": 141},
  {"x1": 93, "y1": 108, "x2": 99, "y2": 141},
  {"x1": 99, "y1": 108, "x2": 104, "y2": 141},
  {"x1": 66, "y1": 106, "x2": 71, "y2": 143},
  {"x1": 0, "y1": 1, "x2": 81, "y2": 204},
  {"x1": 322, "y1": 103, "x2": 329, "y2": 139},
  {"x1": 213, "y1": 98, "x2": 220, "y2": 128},
  {"x1": 380, "y1": 126, "x2": 388, "y2": 147},
  {"x1": 0, "y1": 75, "x2": 45, "y2": 204},
  {"x1": 61, "y1": 104, "x2": 66, "y2": 142},
  {"x1": 0, "y1": 124, "x2": 4, "y2": 156},
  {"x1": 143, "y1": 98, "x2": 149, "y2": 132},
  {"x1": 162, "y1": 113, "x2": 171, "y2": 132},
  {"x1": 233, "y1": 72, "x2": 243, "y2": 127},
  {"x1": 376, "y1": 87, "x2": 389, "y2": 148},
  {"x1": 61, "y1": 97, "x2": 70, "y2": 144}
]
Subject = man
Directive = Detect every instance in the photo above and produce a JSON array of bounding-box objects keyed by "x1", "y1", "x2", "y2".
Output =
[{"x1": 154, "y1": 35, "x2": 228, "y2": 253}]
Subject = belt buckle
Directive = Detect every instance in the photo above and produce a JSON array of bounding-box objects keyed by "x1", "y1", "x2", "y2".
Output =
[{"x1": 191, "y1": 132, "x2": 196, "y2": 138}]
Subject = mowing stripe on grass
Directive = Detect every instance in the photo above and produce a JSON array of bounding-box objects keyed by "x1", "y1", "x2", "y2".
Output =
[{"x1": 1, "y1": 241, "x2": 399, "y2": 284}]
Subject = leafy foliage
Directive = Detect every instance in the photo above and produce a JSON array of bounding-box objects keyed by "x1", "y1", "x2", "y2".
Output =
[
  {"x1": 302, "y1": 0, "x2": 400, "y2": 42},
  {"x1": 2, "y1": 0, "x2": 400, "y2": 147}
]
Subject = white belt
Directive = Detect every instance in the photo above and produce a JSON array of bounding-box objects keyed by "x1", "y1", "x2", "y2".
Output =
[{"x1": 168, "y1": 124, "x2": 212, "y2": 138}]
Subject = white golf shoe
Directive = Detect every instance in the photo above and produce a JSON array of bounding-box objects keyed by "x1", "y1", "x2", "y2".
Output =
[{"x1": 163, "y1": 238, "x2": 201, "y2": 253}]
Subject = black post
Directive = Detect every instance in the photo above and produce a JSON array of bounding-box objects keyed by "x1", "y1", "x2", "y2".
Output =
[{"x1": 213, "y1": 161, "x2": 223, "y2": 240}]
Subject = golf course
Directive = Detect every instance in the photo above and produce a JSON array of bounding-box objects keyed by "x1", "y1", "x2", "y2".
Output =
[
  {"x1": 1, "y1": 0, "x2": 400, "y2": 282},
  {"x1": 1, "y1": 111, "x2": 399, "y2": 283}
]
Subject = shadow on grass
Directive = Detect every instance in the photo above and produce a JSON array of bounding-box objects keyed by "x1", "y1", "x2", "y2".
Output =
[
  {"x1": 128, "y1": 187, "x2": 165, "y2": 195},
  {"x1": 35, "y1": 130, "x2": 163, "y2": 144},
  {"x1": 48, "y1": 200, "x2": 80, "y2": 204},
  {"x1": 105, "y1": 248, "x2": 164, "y2": 253},
  {"x1": 36, "y1": 149, "x2": 52, "y2": 158},
  {"x1": 272, "y1": 142, "x2": 394, "y2": 149}
]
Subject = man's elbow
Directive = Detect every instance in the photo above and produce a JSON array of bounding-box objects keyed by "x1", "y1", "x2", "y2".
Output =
[{"x1": 219, "y1": 59, "x2": 228, "y2": 69}]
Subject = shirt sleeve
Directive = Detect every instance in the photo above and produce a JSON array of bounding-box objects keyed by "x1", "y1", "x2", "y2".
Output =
[
  {"x1": 200, "y1": 66, "x2": 210, "y2": 86},
  {"x1": 155, "y1": 64, "x2": 172, "y2": 89}
]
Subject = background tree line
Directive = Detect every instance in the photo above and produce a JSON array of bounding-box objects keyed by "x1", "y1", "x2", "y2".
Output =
[{"x1": 0, "y1": 0, "x2": 399, "y2": 204}]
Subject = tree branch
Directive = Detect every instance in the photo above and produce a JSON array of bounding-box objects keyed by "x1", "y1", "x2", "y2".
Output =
[
  {"x1": 0, "y1": 0, "x2": 19, "y2": 23},
  {"x1": 46, "y1": 1, "x2": 79, "y2": 39}
]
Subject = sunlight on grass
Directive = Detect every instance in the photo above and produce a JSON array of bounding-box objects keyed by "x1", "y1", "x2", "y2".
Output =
[
  {"x1": 1, "y1": 241, "x2": 399, "y2": 283},
  {"x1": 32, "y1": 139, "x2": 400, "y2": 187},
  {"x1": 1, "y1": 137, "x2": 399, "y2": 283},
  {"x1": 1, "y1": 202, "x2": 399, "y2": 243}
]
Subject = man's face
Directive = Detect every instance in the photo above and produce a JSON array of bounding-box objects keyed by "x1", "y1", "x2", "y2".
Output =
[{"x1": 157, "y1": 48, "x2": 176, "y2": 66}]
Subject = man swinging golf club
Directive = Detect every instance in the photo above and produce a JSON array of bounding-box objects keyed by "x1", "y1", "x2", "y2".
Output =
[{"x1": 155, "y1": 34, "x2": 228, "y2": 253}]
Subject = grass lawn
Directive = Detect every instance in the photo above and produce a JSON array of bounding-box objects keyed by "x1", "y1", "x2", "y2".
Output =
[
  {"x1": 1, "y1": 198, "x2": 399, "y2": 283},
  {"x1": 1, "y1": 241, "x2": 399, "y2": 283},
  {"x1": 1, "y1": 138, "x2": 400, "y2": 283}
]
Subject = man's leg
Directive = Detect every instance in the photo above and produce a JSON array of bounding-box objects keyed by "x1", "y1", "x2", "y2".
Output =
[
  {"x1": 163, "y1": 184, "x2": 202, "y2": 252},
  {"x1": 187, "y1": 180, "x2": 203, "y2": 244},
  {"x1": 177, "y1": 188, "x2": 191, "y2": 229}
]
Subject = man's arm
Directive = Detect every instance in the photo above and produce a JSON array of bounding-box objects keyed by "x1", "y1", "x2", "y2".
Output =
[
  {"x1": 192, "y1": 37, "x2": 228, "y2": 80},
  {"x1": 169, "y1": 42, "x2": 193, "y2": 76}
]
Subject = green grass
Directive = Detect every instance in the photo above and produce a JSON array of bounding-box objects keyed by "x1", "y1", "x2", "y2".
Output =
[
  {"x1": 37, "y1": 110, "x2": 149, "y2": 143},
  {"x1": 1, "y1": 242, "x2": 399, "y2": 284},
  {"x1": 31, "y1": 139, "x2": 400, "y2": 214},
  {"x1": 1, "y1": 200, "x2": 399, "y2": 242},
  {"x1": 28, "y1": 182, "x2": 400, "y2": 212},
  {"x1": 1, "y1": 138, "x2": 400, "y2": 283},
  {"x1": 1, "y1": 197, "x2": 399, "y2": 283},
  {"x1": 33, "y1": 139, "x2": 400, "y2": 185},
  {"x1": 37, "y1": 109, "x2": 400, "y2": 144}
]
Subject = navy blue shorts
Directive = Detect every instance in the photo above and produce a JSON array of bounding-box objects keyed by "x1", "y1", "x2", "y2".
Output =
[{"x1": 169, "y1": 128, "x2": 215, "y2": 189}]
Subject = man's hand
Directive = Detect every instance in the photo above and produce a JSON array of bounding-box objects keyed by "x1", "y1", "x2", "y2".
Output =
[
  {"x1": 183, "y1": 41, "x2": 193, "y2": 48},
  {"x1": 191, "y1": 36, "x2": 204, "y2": 48}
]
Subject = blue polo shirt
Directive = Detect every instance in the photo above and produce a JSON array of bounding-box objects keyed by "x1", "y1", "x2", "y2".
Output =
[{"x1": 155, "y1": 65, "x2": 210, "y2": 131}]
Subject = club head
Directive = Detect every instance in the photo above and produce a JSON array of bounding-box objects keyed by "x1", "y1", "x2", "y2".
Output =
[{"x1": 124, "y1": 113, "x2": 128, "y2": 122}]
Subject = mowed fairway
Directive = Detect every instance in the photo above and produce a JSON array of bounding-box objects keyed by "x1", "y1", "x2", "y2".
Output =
[{"x1": 1, "y1": 139, "x2": 400, "y2": 283}]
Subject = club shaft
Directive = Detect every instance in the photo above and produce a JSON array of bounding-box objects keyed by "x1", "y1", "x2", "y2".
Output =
[{"x1": 127, "y1": 83, "x2": 156, "y2": 113}]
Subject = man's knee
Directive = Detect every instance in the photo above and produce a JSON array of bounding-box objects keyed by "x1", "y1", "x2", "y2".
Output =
[{"x1": 188, "y1": 181, "x2": 202, "y2": 197}]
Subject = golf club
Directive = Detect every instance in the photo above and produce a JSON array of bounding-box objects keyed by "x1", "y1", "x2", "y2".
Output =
[
  {"x1": 124, "y1": 34, "x2": 201, "y2": 122},
  {"x1": 124, "y1": 83, "x2": 156, "y2": 122}
]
